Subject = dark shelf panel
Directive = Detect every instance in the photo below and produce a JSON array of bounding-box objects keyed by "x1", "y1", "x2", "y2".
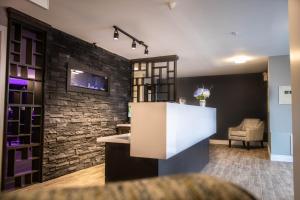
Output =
[
  {"x1": 9, "y1": 75, "x2": 42, "y2": 82},
  {"x1": 22, "y1": 63, "x2": 42, "y2": 69},
  {"x1": 11, "y1": 39, "x2": 21, "y2": 44},
  {"x1": 22, "y1": 35, "x2": 43, "y2": 43},
  {"x1": 9, "y1": 89, "x2": 33, "y2": 93},
  {"x1": 10, "y1": 61, "x2": 20, "y2": 65},
  {"x1": 8, "y1": 104, "x2": 42, "y2": 107},
  {"x1": 7, "y1": 134, "x2": 31, "y2": 138},
  {"x1": 7, "y1": 120, "x2": 19, "y2": 122},
  {"x1": 28, "y1": 66, "x2": 42, "y2": 70},
  {"x1": 16, "y1": 157, "x2": 39, "y2": 162},
  {"x1": 14, "y1": 170, "x2": 39, "y2": 177},
  {"x1": 33, "y1": 52, "x2": 43, "y2": 56},
  {"x1": 10, "y1": 51, "x2": 20, "y2": 55},
  {"x1": 7, "y1": 143, "x2": 41, "y2": 150}
]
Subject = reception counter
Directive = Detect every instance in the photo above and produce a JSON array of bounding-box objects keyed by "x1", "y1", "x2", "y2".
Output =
[{"x1": 97, "y1": 102, "x2": 216, "y2": 182}]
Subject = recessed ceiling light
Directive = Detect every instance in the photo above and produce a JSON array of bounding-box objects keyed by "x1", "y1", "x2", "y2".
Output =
[
  {"x1": 230, "y1": 31, "x2": 239, "y2": 36},
  {"x1": 168, "y1": 0, "x2": 177, "y2": 10},
  {"x1": 226, "y1": 55, "x2": 252, "y2": 64},
  {"x1": 233, "y1": 56, "x2": 251, "y2": 64}
]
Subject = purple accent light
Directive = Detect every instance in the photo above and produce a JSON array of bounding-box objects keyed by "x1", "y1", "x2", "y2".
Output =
[{"x1": 9, "y1": 78, "x2": 28, "y2": 85}]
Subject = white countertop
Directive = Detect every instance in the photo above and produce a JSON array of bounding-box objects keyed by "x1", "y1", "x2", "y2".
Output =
[
  {"x1": 116, "y1": 124, "x2": 131, "y2": 128},
  {"x1": 97, "y1": 133, "x2": 130, "y2": 144}
]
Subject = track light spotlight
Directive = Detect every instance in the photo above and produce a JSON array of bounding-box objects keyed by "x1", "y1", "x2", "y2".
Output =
[
  {"x1": 132, "y1": 40, "x2": 137, "y2": 49},
  {"x1": 144, "y1": 47, "x2": 149, "y2": 54},
  {"x1": 113, "y1": 29, "x2": 119, "y2": 40}
]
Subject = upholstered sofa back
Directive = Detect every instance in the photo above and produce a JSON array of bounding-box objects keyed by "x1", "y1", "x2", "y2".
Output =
[{"x1": 1, "y1": 174, "x2": 256, "y2": 200}]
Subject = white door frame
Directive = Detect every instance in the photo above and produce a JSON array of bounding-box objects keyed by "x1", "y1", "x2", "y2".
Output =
[{"x1": 0, "y1": 24, "x2": 7, "y2": 188}]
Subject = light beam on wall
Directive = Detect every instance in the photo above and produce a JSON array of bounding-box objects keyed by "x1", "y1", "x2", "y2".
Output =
[{"x1": 29, "y1": 0, "x2": 49, "y2": 10}]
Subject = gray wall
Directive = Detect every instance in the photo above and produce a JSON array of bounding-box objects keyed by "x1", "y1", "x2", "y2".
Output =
[
  {"x1": 268, "y1": 55, "x2": 292, "y2": 155},
  {"x1": 177, "y1": 73, "x2": 268, "y2": 140},
  {"x1": 0, "y1": 7, "x2": 8, "y2": 26},
  {"x1": 288, "y1": 0, "x2": 300, "y2": 198}
]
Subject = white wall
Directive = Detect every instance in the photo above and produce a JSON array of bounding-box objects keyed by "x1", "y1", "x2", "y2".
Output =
[
  {"x1": 288, "y1": 0, "x2": 300, "y2": 199},
  {"x1": 0, "y1": 24, "x2": 7, "y2": 189}
]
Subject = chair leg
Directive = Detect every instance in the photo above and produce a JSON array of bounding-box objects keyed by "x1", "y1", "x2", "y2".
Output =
[
  {"x1": 229, "y1": 139, "x2": 231, "y2": 148},
  {"x1": 261, "y1": 141, "x2": 264, "y2": 148},
  {"x1": 247, "y1": 142, "x2": 250, "y2": 150},
  {"x1": 243, "y1": 141, "x2": 246, "y2": 148}
]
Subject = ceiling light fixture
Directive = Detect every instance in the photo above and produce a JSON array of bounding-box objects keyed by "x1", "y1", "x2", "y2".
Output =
[
  {"x1": 225, "y1": 55, "x2": 253, "y2": 64},
  {"x1": 113, "y1": 25, "x2": 149, "y2": 54},
  {"x1": 233, "y1": 56, "x2": 251, "y2": 64},
  {"x1": 168, "y1": 0, "x2": 177, "y2": 10},
  {"x1": 113, "y1": 28, "x2": 119, "y2": 40}
]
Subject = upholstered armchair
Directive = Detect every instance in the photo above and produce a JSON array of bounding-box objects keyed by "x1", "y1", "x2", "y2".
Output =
[{"x1": 228, "y1": 119, "x2": 264, "y2": 149}]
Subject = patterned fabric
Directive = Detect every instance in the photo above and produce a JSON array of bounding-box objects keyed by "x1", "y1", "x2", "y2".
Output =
[
  {"x1": 242, "y1": 119, "x2": 260, "y2": 131},
  {"x1": 1, "y1": 173, "x2": 256, "y2": 200}
]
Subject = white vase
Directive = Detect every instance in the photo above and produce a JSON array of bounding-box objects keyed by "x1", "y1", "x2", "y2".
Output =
[{"x1": 199, "y1": 100, "x2": 206, "y2": 107}]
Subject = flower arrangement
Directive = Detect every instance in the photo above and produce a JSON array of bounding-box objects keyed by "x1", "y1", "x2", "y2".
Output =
[{"x1": 194, "y1": 86, "x2": 211, "y2": 106}]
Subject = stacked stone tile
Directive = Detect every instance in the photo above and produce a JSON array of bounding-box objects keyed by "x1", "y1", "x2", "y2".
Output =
[{"x1": 43, "y1": 28, "x2": 131, "y2": 180}]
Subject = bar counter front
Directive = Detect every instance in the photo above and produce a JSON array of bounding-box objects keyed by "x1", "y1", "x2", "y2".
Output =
[{"x1": 97, "y1": 102, "x2": 216, "y2": 182}]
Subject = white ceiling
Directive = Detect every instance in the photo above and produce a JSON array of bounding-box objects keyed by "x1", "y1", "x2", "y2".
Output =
[{"x1": 0, "y1": 0, "x2": 289, "y2": 77}]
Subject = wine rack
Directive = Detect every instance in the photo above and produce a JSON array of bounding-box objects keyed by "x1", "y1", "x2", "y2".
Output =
[{"x1": 2, "y1": 16, "x2": 46, "y2": 191}]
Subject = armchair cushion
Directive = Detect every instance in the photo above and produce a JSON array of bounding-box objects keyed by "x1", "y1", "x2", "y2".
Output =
[{"x1": 229, "y1": 131, "x2": 247, "y2": 137}]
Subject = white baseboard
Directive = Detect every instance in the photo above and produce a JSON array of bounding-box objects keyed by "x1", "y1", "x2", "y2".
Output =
[
  {"x1": 211, "y1": 140, "x2": 293, "y2": 162},
  {"x1": 270, "y1": 154, "x2": 293, "y2": 162},
  {"x1": 268, "y1": 145, "x2": 293, "y2": 162},
  {"x1": 209, "y1": 139, "x2": 228, "y2": 145}
]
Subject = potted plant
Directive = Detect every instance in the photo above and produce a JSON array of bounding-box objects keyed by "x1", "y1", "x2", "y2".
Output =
[{"x1": 193, "y1": 86, "x2": 211, "y2": 107}]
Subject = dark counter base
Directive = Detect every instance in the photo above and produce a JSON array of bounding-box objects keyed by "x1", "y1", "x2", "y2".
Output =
[{"x1": 105, "y1": 138, "x2": 209, "y2": 182}]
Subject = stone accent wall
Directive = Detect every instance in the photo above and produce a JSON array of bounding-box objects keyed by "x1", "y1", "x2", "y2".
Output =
[{"x1": 43, "y1": 28, "x2": 131, "y2": 181}]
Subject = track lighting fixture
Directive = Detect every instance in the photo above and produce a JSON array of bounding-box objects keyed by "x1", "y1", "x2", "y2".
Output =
[
  {"x1": 113, "y1": 28, "x2": 119, "y2": 40},
  {"x1": 132, "y1": 40, "x2": 137, "y2": 49},
  {"x1": 113, "y1": 25, "x2": 149, "y2": 54},
  {"x1": 144, "y1": 47, "x2": 149, "y2": 54}
]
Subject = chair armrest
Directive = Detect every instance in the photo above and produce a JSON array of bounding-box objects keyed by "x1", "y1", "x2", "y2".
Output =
[
  {"x1": 229, "y1": 124, "x2": 242, "y2": 132},
  {"x1": 228, "y1": 124, "x2": 242, "y2": 138},
  {"x1": 246, "y1": 122, "x2": 264, "y2": 141}
]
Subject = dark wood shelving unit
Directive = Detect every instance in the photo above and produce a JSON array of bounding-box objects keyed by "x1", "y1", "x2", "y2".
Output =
[{"x1": 1, "y1": 11, "x2": 46, "y2": 191}]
